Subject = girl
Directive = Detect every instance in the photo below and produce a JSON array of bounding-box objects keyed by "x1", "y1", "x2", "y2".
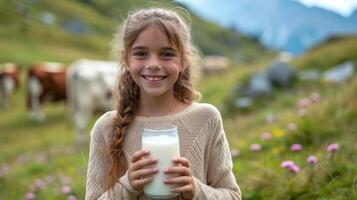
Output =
[{"x1": 85, "y1": 7, "x2": 241, "y2": 200}]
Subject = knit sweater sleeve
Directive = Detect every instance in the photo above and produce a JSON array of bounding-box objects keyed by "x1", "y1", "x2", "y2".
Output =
[
  {"x1": 85, "y1": 112, "x2": 142, "y2": 200},
  {"x1": 192, "y1": 107, "x2": 241, "y2": 200}
]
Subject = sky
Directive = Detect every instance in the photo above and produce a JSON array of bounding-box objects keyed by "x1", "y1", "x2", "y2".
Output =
[
  {"x1": 177, "y1": 0, "x2": 357, "y2": 17},
  {"x1": 295, "y1": 0, "x2": 357, "y2": 17}
]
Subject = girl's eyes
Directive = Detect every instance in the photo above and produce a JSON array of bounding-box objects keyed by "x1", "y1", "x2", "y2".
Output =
[
  {"x1": 132, "y1": 51, "x2": 147, "y2": 59},
  {"x1": 161, "y1": 51, "x2": 176, "y2": 59},
  {"x1": 132, "y1": 51, "x2": 177, "y2": 60}
]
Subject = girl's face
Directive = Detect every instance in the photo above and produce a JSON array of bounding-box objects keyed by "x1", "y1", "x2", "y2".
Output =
[{"x1": 128, "y1": 25, "x2": 181, "y2": 99}]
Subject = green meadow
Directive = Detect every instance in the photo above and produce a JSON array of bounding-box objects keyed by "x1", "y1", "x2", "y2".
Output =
[{"x1": 1, "y1": 0, "x2": 357, "y2": 199}]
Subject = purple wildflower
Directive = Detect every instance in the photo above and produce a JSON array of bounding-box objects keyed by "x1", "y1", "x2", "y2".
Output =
[
  {"x1": 261, "y1": 132, "x2": 272, "y2": 141},
  {"x1": 288, "y1": 164, "x2": 300, "y2": 173},
  {"x1": 287, "y1": 123, "x2": 297, "y2": 131},
  {"x1": 290, "y1": 144, "x2": 303, "y2": 152},
  {"x1": 307, "y1": 155, "x2": 317, "y2": 165},
  {"x1": 230, "y1": 149, "x2": 240, "y2": 158},
  {"x1": 310, "y1": 92, "x2": 321, "y2": 102},
  {"x1": 68, "y1": 195, "x2": 77, "y2": 200},
  {"x1": 281, "y1": 160, "x2": 295, "y2": 168},
  {"x1": 281, "y1": 160, "x2": 300, "y2": 173},
  {"x1": 249, "y1": 144, "x2": 262, "y2": 152},
  {"x1": 25, "y1": 192, "x2": 35, "y2": 200},
  {"x1": 327, "y1": 143, "x2": 339, "y2": 152},
  {"x1": 299, "y1": 108, "x2": 307, "y2": 117},
  {"x1": 298, "y1": 98, "x2": 310, "y2": 108},
  {"x1": 265, "y1": 114, "x2": 275, "y2": 124},
  {"x1": 62, "y1": 186, "x2": 72, "y2": 194}
]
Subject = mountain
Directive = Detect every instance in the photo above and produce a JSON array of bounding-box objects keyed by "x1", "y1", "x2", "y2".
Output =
[
  {"x1": 0, "y1": 0, "x2": 270, "y2": 65},
  {"x1": 177, "y1": 0, "x2": 357, "y2": 55}
]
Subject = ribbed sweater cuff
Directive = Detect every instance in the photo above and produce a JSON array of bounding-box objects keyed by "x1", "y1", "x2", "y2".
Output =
[
  {"x1": 118, "y1": 171, "x2": 142, "y2": 196},
  {"x1": 192, "y1": 176, "x2": 202, "y2": 199}
]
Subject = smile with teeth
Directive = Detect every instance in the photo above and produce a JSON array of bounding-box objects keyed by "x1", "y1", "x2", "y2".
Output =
[{"x1": 142, "y1": 75, "x2": 167, "y2": 81}]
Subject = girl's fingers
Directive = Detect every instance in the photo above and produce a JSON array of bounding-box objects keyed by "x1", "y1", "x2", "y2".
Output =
[
  {"x1": 132, "y1": 176, "x2": 153, "y2": 188},
  {"x1": 131, "y1": 149, "x2": 150, "y2": 163},
  {"x1": 131, "y1": 157, "x2": 157, "y2": 171},
  {"x1": 164, "y1": 176, "x2": 191, "y2": 185},
  {"x1": 165, "y1": 166, "x2": 191, "y2": 176},
  {"x1": 131, "y1": 167, "x2": 159, "y2": 180},
  {"x1": 172, "y1": 157, "x2": 189, "y2": 167}
]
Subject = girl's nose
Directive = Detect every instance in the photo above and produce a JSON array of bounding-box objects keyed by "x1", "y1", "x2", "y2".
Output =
[{"x1": 145, "y1": 64, "x2": 162, "y2": 69}]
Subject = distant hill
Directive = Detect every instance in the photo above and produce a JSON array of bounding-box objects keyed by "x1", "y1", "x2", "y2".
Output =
[
  {"x1": 177, "y1": 0, "x2": 357, "y2": 55},
  {"x1": 293, "y1": 35, "x2": 357, "y2": 70},
  {"x1": 0, "y1": 0, "x2": 271, "y2": 66}
]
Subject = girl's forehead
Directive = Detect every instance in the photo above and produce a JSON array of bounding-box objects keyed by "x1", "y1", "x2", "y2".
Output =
[{"x1": 131, "y1": 25, "x2": 175, "y2": 50}]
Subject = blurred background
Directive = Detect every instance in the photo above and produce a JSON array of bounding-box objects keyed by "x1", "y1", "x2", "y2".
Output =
[{"x1": 0, "y1": 0, "x2": 356, "y2": 199}]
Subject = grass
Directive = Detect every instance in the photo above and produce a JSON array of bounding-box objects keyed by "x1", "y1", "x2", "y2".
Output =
[
  {"x1": 1, "y1": 60, "x2": 356, "y2": 199},
  {"x1": 0, "y1": 1, "x2": 356, "y2": 198}
]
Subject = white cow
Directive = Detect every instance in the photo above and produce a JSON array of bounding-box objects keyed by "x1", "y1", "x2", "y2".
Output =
[
  {"x1": 67, "y1": 59, "x2": 120, "y2": 143},
  {"x1": 0, "y1": 63, "x2": 20, "y2": 107}
]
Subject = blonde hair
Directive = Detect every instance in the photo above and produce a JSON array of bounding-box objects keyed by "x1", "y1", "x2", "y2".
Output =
[{"x1": 107, "y1": 7, "x2": 201, "y2": 190}]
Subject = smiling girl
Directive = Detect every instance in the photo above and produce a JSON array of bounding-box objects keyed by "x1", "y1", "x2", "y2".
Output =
[{"x1": 85, "y1": 7, "x2": 241, "y2": 200}]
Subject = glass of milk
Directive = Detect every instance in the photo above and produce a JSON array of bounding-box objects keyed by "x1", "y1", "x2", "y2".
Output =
[{"x1": 142, "y1": 126, "x2": 180, "y2": 199}]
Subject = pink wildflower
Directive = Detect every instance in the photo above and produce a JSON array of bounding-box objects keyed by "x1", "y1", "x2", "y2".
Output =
[
  {"x1": 298, "y1": 98, "x2": 310, "y2": 108},
  {"x1": 307, "y1": 155, "x2": 317, "y2": 165},
  {"x1": 261, "y1": 132, "x2": 272, "y2": 141},
  {"x1": 287, "y1": 123, "x2": 297, "y2": 131},
  {"x1": 290, "y1": 144, "x2": 303, "y2": 152},
  {"x1": 281, "y1": 160, "x2": 295, "y2": 168},
  {"x1": 265, "y1": 115, "x2": 275, "y2": 124},
  {"x1": 327, "y1": 143, "x2": 339, "y2": 152},
  {"x1": 68, "y1": 195, "x2": 77, "y2": 200},
  {"x1": 310, "y1": 92, "x2": 321, "y2": 102},
  {"x1": 35, "y1": 179, "x2": 46, "y2": 189},
  {"x1": 230, "y1": 149, "x2": 240, "y2": 158},
  {"x1": 249, "y1": 144, "x2": 262, "y2": 152},
  {"x1": 288, "y1": 164, "x2": 300, "y2": 173},
  {"x1": 25, "y1": 192, "x2": 35, "y2": 200},
  {"x1": 299, "y1": 108, "x2": 307, "y2": 117},
  {"x1": 281, "y1": 160, "x2": 300, "y2": 173},
  {"x1": 62, "y1": 186, "x2": 72, "y2": 194}
]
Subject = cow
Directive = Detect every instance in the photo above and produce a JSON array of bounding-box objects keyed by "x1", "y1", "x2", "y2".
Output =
[
  {"x1": 66, "y1": 59, "x2": 120, "y2": 143},
  {"x1": 27, "y1": 62, "x2": 67, "y2": 122},
  {"x1": 0, "y1": 63, "x2": 21, "y2": 107}
]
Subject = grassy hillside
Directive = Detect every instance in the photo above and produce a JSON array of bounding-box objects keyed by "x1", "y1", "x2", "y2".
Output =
[
  {"x1": 0, "y1": 0, "x2": 271, "y2": 67},
  {"x1": 1, "y1": 1, "x2": 356, "y2": 199}
]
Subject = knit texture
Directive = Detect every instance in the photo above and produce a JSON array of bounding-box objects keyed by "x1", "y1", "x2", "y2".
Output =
[{"x1": 85, "y1": 103, "x2": 241, "y2": 200}]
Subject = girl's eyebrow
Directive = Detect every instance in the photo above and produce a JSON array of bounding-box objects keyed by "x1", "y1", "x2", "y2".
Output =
[
  {"x1": 131, "y1": 46, "x2": 146, "y2": 50},
  {"x1": 131, "y1": 46, "x2": 176, "y2": 51}
]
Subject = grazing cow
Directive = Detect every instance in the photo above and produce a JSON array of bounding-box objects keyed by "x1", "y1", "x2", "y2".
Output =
[
  {"x1": 0, "y1": 63, "x2": 21, "y2": 107},
  {"x1": 27, "y1": 62, "x2": 67, "y2": 122},
  {"x1": 67, "y1": 59, "x2": 120, "y2": 143}
]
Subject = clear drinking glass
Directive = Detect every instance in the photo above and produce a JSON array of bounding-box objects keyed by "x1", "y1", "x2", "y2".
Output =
[{"x1": 142, "y1": 126, "x2": 180, "y2": 199}]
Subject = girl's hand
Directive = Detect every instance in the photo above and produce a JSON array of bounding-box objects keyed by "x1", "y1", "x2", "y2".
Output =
[
  {"x1": 164, "y1": 157, "x2": 195, "y2": 199},
  {"x1": 128, "y1": 149, "x2": 158, "y2": 191}
]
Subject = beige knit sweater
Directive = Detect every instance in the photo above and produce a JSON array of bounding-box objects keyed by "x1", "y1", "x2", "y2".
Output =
[{"x1": 85, "y1": 103, "x2": 241, "y2": 200}]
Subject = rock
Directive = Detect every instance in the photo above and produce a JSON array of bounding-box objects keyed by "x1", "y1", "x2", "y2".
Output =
[
  {"x1": 298, "y1": 69, "x2": 321, "y2": 81},
  {"x1": 266, "y1": 61, "x2": 296, "y2": 87},
  {"x1": 245, "y1": 72, "x2": 272, "y2": 97},
  {"x1": 323, "y1": 61, "x2": 355, "y2": 83}
]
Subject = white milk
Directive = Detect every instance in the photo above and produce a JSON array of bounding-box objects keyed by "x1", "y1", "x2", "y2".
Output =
[{"x1": 142, "y1": 127, "x2": 180, "y2": 199}]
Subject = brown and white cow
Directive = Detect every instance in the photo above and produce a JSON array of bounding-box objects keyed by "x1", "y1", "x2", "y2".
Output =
[
  {"x1": 0, "y1": 63, "x2": 21, "y2": 107},
  {"x1": 27, "y1": 62, "x2": 67, "y2": 122}
]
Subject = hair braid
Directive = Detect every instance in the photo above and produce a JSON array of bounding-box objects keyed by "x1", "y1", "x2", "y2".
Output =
[{"x1": 107, "y1": 70, "x2": 139, "y2": 188}]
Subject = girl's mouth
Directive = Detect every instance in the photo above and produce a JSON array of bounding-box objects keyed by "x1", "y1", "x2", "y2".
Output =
[{"x1": 142, "y1": 75, "x2": 167, "y2": 81}]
